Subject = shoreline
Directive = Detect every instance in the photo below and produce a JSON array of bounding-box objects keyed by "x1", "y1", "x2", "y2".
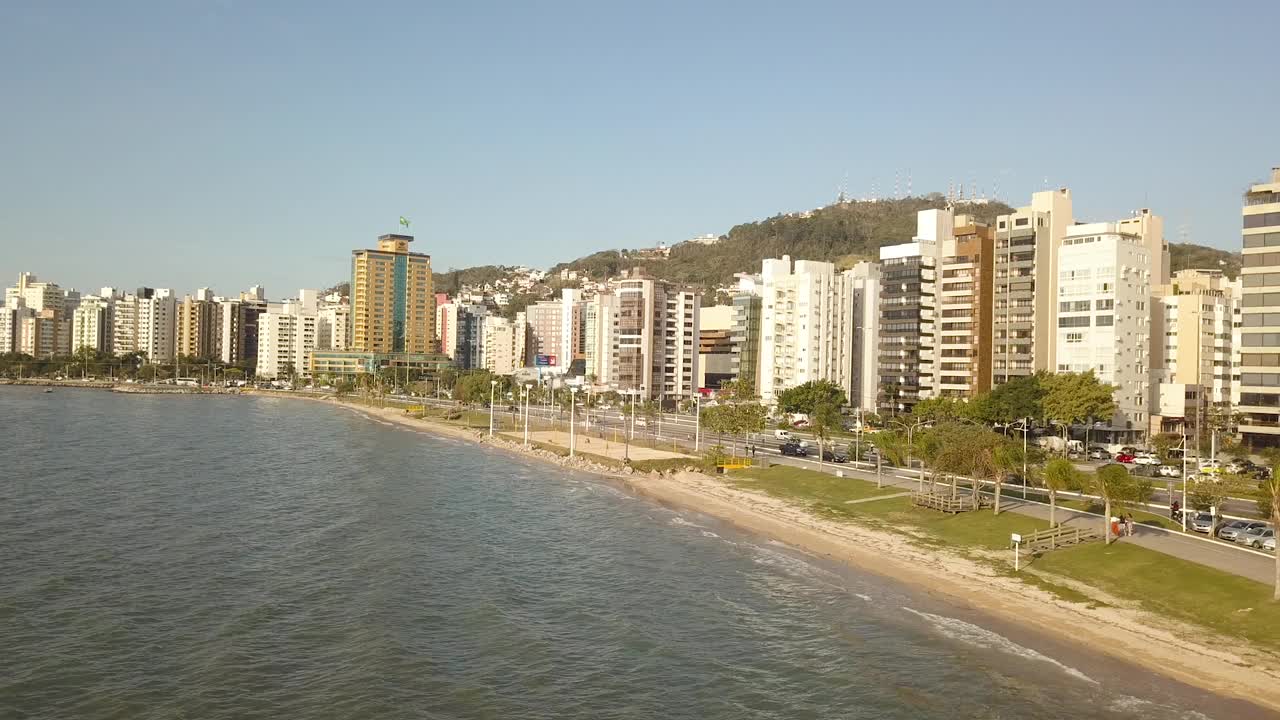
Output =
[
  {"x1": 274, "y1": 392, "x2": 1280, "y2": 713},
  {"x1": 25, "y1": 385, "x2": 1277, "y2": 712}
]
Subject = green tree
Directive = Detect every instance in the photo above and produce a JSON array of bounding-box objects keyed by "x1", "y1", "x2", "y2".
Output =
[
  {"x1": 1042, "y1": 371, "x2": 1116, "y2": 448},
  {"x1": 986, "y1": 439, "x2": 1026, "y2": 515},
  {"x1": 971, "y1": 372, "x2": 1046, "y2": 425},
  {"x1": 809, "y1": 401, "x2": 842, "y2": 469},
  {"x1": 1043, "y1": 458, "x2": 1077, "y2": 527},
  {"x1": 1090, "y1": 464, "x2": 1135, "y2": 545},
  {"x1": 910, "y1": 396, "x2": 968, "y2": 424},
  {"x1": 1151, "y1": 433, "x2": 1181, "y2": 465},
  {"x1": 775, "y1": 380, "x2": 847, "y2": 416},
  {"x1": 871, "y1": 430, "x2": 909, "y2": 467}
]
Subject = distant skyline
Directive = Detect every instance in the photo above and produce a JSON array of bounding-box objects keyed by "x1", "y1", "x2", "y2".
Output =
[{"x1": 2, "y1": 1, "x2": 1277, "y2": 297}]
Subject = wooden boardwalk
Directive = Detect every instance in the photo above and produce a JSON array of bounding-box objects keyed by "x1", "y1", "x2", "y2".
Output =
[
  {"x1": 1018, "y1": 525, "x2": 1102, "y2": 553},
  {"x1": 911, "y1": 491, "x2": 985, "y2": 514}
]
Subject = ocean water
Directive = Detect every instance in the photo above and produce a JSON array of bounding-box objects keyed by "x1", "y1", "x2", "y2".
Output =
[{"x1": 0, "y1": 388, "x2": 1264, "y2": 719}]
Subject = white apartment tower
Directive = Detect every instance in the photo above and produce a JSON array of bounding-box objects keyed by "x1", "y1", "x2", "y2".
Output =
[
  {"x1": 256, "y1": 290, "x2": 319, "y2": 380},
  {"x1": 1054, "y1": 222, "x2": 1153, "y2": 438},
  {"x1": 757, "y1": 256, "x2": 857, "y2": 404},
  {"x1": 1149, "y1": 269, "x2": 1237, "y2": 434},
  {"x1": 847, "y1": 262, "x2": 881, "y2": 411}
]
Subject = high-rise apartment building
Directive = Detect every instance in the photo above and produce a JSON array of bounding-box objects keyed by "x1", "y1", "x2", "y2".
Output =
[
  {"x1": 937, "y1": 215, "x2": 994, "y2": 398},
  {"x1": 1054, "y1": 222, "x2": 1153, "y2": 439},
  {"x1": 607, "y1": 269, "x2": 700, "y2": 401},
  {"x1": 525, "y1": 300, "x2": 563, "y2": 367},
  {"x1": 1150, "y1": 269, "x2": 1237, "y2": 434},
  {"x1": 176, "y1": 295, "x2": 220, "y2": 359},
  {"x1": 991, "y1": 189, "x2": 1073, "y2": 385},
  {"x1": 877, "y1": 211, "x2": 944, "y2": 415},
  {"x1": 757, "y1": 256, "x2": 857, "y2": 404},
  {"x1": 560, "y1": 288, "x2": 586, "y2": 374},
  {"x1": 256, "y1": 291, "x2": 318, "y2": 380},
  {"x1": 317, "y1": 303, "x2": 350, "y2": 351},
  {"x1": 480, "y1": 315, "x2": 521, "y2": 376},
  {"x1": 697, "y1": 305, "x2": 735, "y2": 392},
  {"x1": 137, "y1": 288, "x2": 176, "y2": 364},
  {"x1": 5, "y1": 273, "x2": 71, "y2": 357},
  {"x1": 216, "y1": 294, "x2": 267, "y2": 367},
  {"x1": 584, "y1": 293, "x2": 617, "y2": 384},
  {"x1": 729, "y1": 286, "x2": 762, "y2": 397},
  {"x1": 72, "y1": 295, "x2": 114, "y2": 354},
  {"x1": 847, "y1": 261, "x2": 881, "y2": 411},
  {"x1": 350, "y1": 234, "x2": 434, "y2": 354},
  {"x1": 0, "y1": 304, "x2": 26, "y2": 354},
  {"x1": 1238, "y1": 167, "x2": 1280, "y2": 449}
]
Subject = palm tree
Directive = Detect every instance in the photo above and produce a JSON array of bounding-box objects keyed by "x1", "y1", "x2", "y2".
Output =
[
  {"x1": 989, "y1": 441, "x2": 1025, "y2": 515},
  {"x1": 1043, "y1": 458, "x2": 1076, "y2": 528},
  {"x1": 810, "y1": 401, "x2": 841, "y2": 470},
  {"x1": 1091, "y1": 464, "x2": 1134, "y2": 545}
]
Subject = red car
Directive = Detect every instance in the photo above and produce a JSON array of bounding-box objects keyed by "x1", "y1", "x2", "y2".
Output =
[{"x1": 1115, "y1": 453, "x2": 1136, "y2": 464}]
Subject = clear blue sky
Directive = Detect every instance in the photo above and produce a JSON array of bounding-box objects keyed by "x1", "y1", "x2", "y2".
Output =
[{"x1": 2, "y1": 1, "x2": 1277, "y2": 298}]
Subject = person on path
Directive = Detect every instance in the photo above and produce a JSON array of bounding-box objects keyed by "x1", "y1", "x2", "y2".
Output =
[{"x1": 1124, "y1": 513, "x2": 1135, "y2": 537}]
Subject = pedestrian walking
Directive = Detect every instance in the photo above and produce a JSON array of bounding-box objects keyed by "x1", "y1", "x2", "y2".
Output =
[{"x1": 1124, "y1": 513, "x2": 1135, "y2": 537}]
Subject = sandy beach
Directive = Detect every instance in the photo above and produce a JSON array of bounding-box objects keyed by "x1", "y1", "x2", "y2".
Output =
[{"x1": 270, "y1": 393, "x2": 1280, "y2": 713}]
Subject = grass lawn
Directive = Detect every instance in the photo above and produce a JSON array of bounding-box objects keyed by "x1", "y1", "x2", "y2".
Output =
[
  {"x1": 726, "y1": 464, "x2": 1280, "y2": 649},
  {"x1": 1033, "y1": 542, "x2": 1280, "y2": 651},
  {"x1": 728, "y1": 466, "x2": 1051, "y2": 551}
]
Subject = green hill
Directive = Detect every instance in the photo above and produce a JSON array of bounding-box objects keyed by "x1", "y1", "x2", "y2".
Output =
[
  {"x1": 550, "y1": 196, "x2": 1015, "y2": 289},
  {"x1": 1169, "y1": 242, "x2": 1240, "y2": 279},
  {"x1": 425, "y1": 197, "x2": 1241, "y2": 296}
]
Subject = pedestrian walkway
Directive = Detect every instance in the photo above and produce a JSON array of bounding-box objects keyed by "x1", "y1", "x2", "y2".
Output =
[{"x1": 843, "y1": 491, "x2": 912, "y2": 505}]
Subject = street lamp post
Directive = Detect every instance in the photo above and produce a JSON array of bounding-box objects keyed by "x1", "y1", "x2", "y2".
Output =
[
  {"x1": 523, "y1": 383, "x2": 532, "y2": 446},
  {"x1": 488, "y1": 379, "x2": 498, "y2": 437},
  {"x1": 694, "y1": 394, "x2": 701, "y2": 452},
  {"x1": 570, "y1": 387, "x2": 579, "y2": 457}
]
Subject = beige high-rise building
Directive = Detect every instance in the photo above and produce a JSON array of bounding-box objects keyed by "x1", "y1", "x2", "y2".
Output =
[
  {"x1": 607, "y1": 269, "x2": 701, "y2": 401},
  {"x1": 176, "y1": 295, "x2": 220, "y2": 359},
  {"x1": 1150, "y1": 269, "x2": 1236, "y2": 434},
  {"x1": 1239, "y1": 167, "x2": 1280, "y2": 449},
  {"x1": 991, "y1": 189, "x2": 1073, "y2": 385},
  {"x1": 350, "y1": 234, "x2": 434, "y2": 354},
  {"x1": 937, "y1": 215, "x2": 994, "y2": 399}
]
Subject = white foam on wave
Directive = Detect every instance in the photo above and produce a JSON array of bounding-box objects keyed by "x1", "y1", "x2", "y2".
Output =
[
  {"x1": 1107, "y1": 696, "x2": 1154, "y2": 712},
  {"x1": 854, "y1": 593, "x2": 872, "y2": 602},
  {"x1": 701, "y1": 530, "x2": 720, "y2": 539},
  {"x1": 901, "y1": 607, "x2": 1097, "y2": 685},
  {"x1": 668, "y1": 517, "x2": 704, "y2": 529}
]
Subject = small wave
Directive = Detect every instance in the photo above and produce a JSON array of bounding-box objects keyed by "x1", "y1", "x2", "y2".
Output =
[
  {"x1": 854, "y1": 593, "x2": 872, "y2": 602},
  {"x1": 1107, "y1": 696, "x2": 1154, "y2": 712},
  {"x1": 668, "y1": 517, "x2": 704, "y2": 529},
  {"x1": 901, "y1": 607, "x2": 1097, "y2": 685},
  {"x1": 700, "y1": 530, "x2": 720, "y2": 539}
]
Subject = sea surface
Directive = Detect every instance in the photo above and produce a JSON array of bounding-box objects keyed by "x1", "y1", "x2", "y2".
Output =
[{"x1": 0, "y1": 387, "x2": 1266, "y2": 719}]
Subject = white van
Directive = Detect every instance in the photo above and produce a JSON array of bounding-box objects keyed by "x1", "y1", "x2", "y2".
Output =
[{"x1": 774, "y1": 429, "x2": 792, "y2": 441}]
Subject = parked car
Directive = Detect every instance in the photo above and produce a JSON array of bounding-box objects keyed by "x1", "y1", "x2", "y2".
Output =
[
  {"x1": 1262, "y1": 536, "x2": 1276, "y2": 553},
  {"x1": 780, "y1": 441, "x2": 807, "y2": 457},
  {"x1": 1088, "y1": 448, "x2": 1111, "y2": 461},
  {"x1": 1157, "y1": 464, "x2": 1182, "y2": 478},
  {"x1": 1198, "y1": 459, "x2": 1224, "y2": 474},
  {"x1": 774, "y1": 429, "x2": 793, "y2": 441},
  {"x1": 1217, "y1": 520, "x2": 1267, "y2": 542},
  {"x1": 1226, "y1": 459, "x2": 1255, "y2": 474},
  {"x1": 1190, "y1": 513, "x2": 1215, "y2": 533},
  {"x1": 1237, "y1": 526, "x2": 1275, "y2": 548},
  {"x1": 1133, "y1": 454, "x2": 1161, "y2": 466},
  {"x1": 1119, "y1": 446, "x2": 1138, "y2": 456},
  {"x1": 821, "y1": 448, "x2": 848, "y2": 463},
  {"x1": 1115, "y1": 453, "x2": 1136, "y2": 464}
]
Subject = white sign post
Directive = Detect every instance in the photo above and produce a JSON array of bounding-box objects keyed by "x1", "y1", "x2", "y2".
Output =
[{"x1": 1011, "y1": 533, "x2": 1022, "y2": 572}]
